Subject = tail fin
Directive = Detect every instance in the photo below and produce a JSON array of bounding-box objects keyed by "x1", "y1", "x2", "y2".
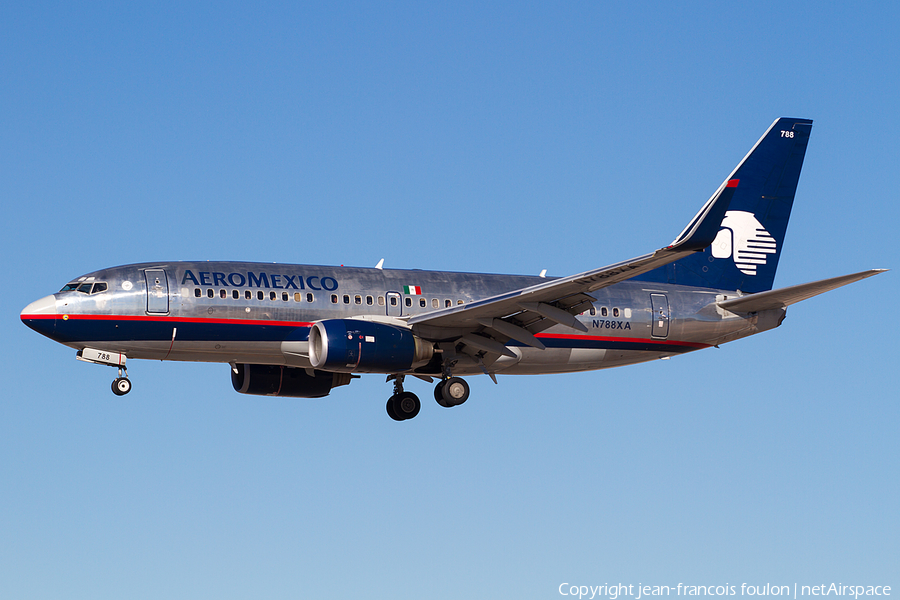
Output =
[{"x1": 634, "y1": 117, "x2": 813, "y2": 293}]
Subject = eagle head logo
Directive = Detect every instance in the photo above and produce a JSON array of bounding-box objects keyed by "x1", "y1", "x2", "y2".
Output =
[{"x1": 711, "y1": 211, "x2": 777, "y2": 275}]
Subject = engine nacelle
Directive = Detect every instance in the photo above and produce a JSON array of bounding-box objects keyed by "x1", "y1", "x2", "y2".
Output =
[
  {"x1": 231, "y1": 364, "x2": 352, "y2": 398},
  {"x1": 308, "y1": 319, "x2": 434, "y2": 373}
]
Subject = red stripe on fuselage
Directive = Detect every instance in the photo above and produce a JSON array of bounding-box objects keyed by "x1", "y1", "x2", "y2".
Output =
[
  {"x1": 536, "y1": 332, "x2": 711, "y2": 349},
  {"x1": 20, "y1": 313, "x2": 315, "y2": 328},
  {"x1": 21, "y1": 314, "x2": 712, "y2": 349},
  {"x1": 726, "y1": 179, "x2": 739, "y2": 187}
]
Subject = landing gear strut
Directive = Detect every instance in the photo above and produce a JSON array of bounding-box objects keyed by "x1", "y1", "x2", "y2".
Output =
[
  {"x1": 386, "y1": 374, "x2": 420, "y2": 421},
  {"x1": 111, "y1": 367, "x2": 132, "y2": 396}
]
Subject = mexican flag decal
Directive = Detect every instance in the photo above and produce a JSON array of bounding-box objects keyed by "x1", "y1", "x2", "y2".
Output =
[{"x1": 403, "y1": 285, "x2": 422, "y2": 295}]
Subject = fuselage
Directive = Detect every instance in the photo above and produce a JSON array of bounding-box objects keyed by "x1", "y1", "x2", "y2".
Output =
[{"x1": 21, "y1": 261, "x2": 781, "y2": 377}]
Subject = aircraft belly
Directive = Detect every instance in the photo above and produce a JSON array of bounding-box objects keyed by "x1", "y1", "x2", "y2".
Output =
[
  {"x1": 499, "y1": 347, "x2": 603, "y2": 374},
  {"x1": 124, "y1": 340, "x2": 287, "y2": 365},
  {"x1": 281, "y1": 340, "x2": 312, "y2": 368},
  {"x1": 499, "y1": 346, "x2": 678, "y2": 374},
  {"x1": 569, "y1": 348, "x2": 607, "y2": 365}
]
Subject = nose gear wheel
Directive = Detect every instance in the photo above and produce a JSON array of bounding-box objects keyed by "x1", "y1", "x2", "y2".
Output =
[{"x1": 111, "y1": 367, "x2": 132, "y2": 396}]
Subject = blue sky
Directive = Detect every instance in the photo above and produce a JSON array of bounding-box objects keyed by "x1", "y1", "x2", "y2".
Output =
[{"x1": 1, "y1": 2, "x2": 897, "y2": 598}]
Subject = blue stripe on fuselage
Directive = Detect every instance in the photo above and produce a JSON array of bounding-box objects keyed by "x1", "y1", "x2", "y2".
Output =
[
  {"x1": 26, "y1": 316, "x2": 311, "y2": 345},
  {"x1": 26, "y1": 315, "x2": 703, "y2": 354}
]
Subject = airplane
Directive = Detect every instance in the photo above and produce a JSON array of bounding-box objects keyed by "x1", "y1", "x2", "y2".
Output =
[{"x1": 21, "y1": 117, "x2": 886, "y2": 421}]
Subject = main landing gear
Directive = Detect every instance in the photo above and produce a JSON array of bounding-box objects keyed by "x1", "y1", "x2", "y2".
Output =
[
  {"x1": 434, "y1": 357, "x2": 470, "y2": 408},
  {"x1": 111, "y1": 367, "x2": 132, "y2": 396},
  {"x1": 386, "y1": 374, "x2": 420, "y2": 421},
  {"x1": 385, "y1": 371, "x2": 471, "y2": 421},
  {"x1": 434, "y1": 376, "x2": 469, "y2": 408}
]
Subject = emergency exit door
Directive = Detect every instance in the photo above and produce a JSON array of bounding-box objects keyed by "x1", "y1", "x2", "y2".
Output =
[
  {"x1": 650, "y1": 293, "x2": 669, "y2": 339},
  {"x1": 386, "y1": 291, "x2": 402, "y2": 317}
]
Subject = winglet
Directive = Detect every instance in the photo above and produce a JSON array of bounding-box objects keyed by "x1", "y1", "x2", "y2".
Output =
[
  {"x1": 669, "y1": 178, "x2": 740, "y2": 251},
  {"x1": 668, "y1": 117, "x2": 813, "y2": 257}
]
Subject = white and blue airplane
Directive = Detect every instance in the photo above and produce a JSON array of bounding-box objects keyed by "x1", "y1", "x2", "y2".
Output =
[{"x1": 21, "y1": 118, "x2": 885, "y2": 420}]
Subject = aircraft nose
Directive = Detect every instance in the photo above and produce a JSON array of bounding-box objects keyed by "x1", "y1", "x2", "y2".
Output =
[
  {"x1": 21, "y1": 295, "x2": 59, "y2": 335},
  {"x1": 22, "y1": 294, "x2": 58, "y2": 316}
]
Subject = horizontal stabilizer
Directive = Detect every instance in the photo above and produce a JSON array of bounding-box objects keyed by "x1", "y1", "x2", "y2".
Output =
[{"x1": 717, "y1": 269, "x2": 887, "y2": 313}]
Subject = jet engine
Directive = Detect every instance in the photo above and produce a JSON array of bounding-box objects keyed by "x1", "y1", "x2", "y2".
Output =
[
  {"x1": 231, "y1": 364, "x2": 353, "y2": 398},
  {"x1": 308, "y1": 319, "x2": 434, "y2": 373}
]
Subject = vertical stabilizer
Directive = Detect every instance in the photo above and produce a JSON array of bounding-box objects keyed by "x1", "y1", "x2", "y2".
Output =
[{"x1": 634, "y1": 118, "x2": 813, "y2": 293}]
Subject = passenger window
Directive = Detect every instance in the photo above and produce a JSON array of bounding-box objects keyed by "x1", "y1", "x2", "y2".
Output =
[
  {"x1": 257, "y1": 291, "x2": 264, "y2": 300},
  {"x1": 377, "y1": 296, "x2": 385, "y2": 306},
  {"x1": 589, "y1": 307, "x2": 596, "y2": 316},
  {"x1": 194, "y1": 288, "x2": 201, "y2": 298},
  {"x1": 331, "y1": 294, "x2": 338, "y2": 304},
  {"x1": 432, "y1": 298, "x2": 439, "y2": 308},
  {"x1": 220, "y1": 290, "x2": 227, "y2": 299},
  {"x1": 366, "y1": 295, "x2": 373, "y2": 306},
  {"x1": 343, "y1": 295, "x2": 350, "y2": 304},
  {"x1": 245, "y1": 290, "x2": 252, "y2": 300},
  {"x1": 419, "y1": 298, "x2": 426, "y2": 307},
  {"x1": 457, "y1": 300, "x2": 464, "y2": 305},
  {"x1": 390, "y1": 297, "x2": 398, "y2": 306},
  {"x1": 233, "y1": 290, "x2": 239, "y2": 299},
  {"x1": 624, "y1": 308, "x2": 632, "y2": 318},
  {"x1": 294, "y1": 293, "x2": 302, "y2": 302},
  {"x1": 307, "y1": 293, "x2": 314, "y2": 303},
  {"x1": 601, "y1": 307, "x2": 608, "y2": 317},
  {"x1": 207, "y1": 289, "x2": 214, "y2": 298},
  {"x1": 282, "y1": 292, "x2": 289, "y2": 301},
  {"x1": 354, "y1": 295, "x2": 362, "y2": 305},
  {"x1": 405, "y1": 298, "x2": 412, "y2": 307},
  {"x1": 445, "y1": 299, "x2": 452, "y2": 308},
  {"x1": 613, "y1": 307, "x2": 620, "y2": 317}
]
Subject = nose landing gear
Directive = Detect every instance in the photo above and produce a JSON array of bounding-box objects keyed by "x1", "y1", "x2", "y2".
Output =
[
  {"x1": 111, "y1": 367, "x2": 132, "y2": 396},
  {"x1": 75, "y1": 349, "x2": 132, "y2": 397}
]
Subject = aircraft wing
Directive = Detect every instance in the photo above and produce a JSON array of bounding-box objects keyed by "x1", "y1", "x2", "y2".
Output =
[
  {"x1": 717, "y1": 269, "x2": 887, "y2": 313},
  {"x1": 408, "y1": 173, "x2": 739, "y2": 348}
]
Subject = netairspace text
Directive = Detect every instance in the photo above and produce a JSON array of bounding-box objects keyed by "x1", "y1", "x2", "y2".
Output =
[{"x1": 558, "y1": 584, "x2": 892, "y2": 600}]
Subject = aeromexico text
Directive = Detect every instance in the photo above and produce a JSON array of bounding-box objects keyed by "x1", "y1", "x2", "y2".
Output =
[{"x1": 181, "y1": 270, "x2": 339, "y2": 291}]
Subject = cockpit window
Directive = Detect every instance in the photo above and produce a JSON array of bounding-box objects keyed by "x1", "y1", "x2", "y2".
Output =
[{"x1": 63, "y1": 281, "x2": 108, "y2": 294}]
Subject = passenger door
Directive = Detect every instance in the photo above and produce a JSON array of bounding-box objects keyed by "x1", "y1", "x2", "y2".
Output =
[
  {"x1": 145, "y1": 269, "x2": 169, "y2": 314},
  {"x1": 650, "y1": 293, "x2": 669, "y2": 339}
]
